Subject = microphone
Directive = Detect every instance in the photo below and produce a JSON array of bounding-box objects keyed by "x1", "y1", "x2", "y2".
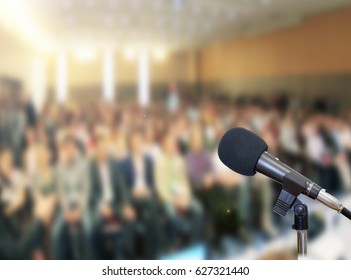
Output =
[{"x1": 218, "y1": 127, "x2": 351, "y2": 220}]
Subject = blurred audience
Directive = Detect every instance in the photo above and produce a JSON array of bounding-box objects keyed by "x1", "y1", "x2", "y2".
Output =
[{"x1": 0, "y1": 91, "x2": 350, "y2": 260}]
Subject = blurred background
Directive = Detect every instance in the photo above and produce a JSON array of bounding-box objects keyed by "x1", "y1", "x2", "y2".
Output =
[{"x1": 0, "y1": 0, "x2": 351, "y2": 260}]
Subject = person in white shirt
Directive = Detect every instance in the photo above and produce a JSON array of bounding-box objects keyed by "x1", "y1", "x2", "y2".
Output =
[{"x1": 155, "y1": 132, "x2": 204, "y2": 247}]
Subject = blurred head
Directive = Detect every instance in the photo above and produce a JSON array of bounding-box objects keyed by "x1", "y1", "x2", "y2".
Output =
[
  {"x1": 60, "y1": 135, "x2": 78, "y2": 163},
  {"x1": 130, "y1": 129, "x2": 144, "y2": 156},
  {"x1": 25, "y1": 127, "x2": 37, "y2": 146},
  {"x1": 190, "y1": 126, "x2": 204, "y2": 153},
  {"x1": 168, "y1": 81, "x2": 177, "y2": 92},
  {"x1": 144, "y1": 126, "x2": 155, "y2": 144},
  {"x1": 0, "y1": 148, "x2": 13, "y2": 175},
  {"x1": 95, "y1": 134, "x2": 109, "y2": 162},
  {"x1": 36, "y1": 144, "x2": 52, "y2": 170},
  {"x1": 162, "y1": 133, "x2": 178, "y2": 156}
]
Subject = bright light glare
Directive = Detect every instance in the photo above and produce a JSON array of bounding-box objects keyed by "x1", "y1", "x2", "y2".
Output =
[
  {"x1": 123, "y1": 48, "x2": 137, "y2": 61},
  {"x1": 0, "y1": 0, "x2": 52, "y2": 52},
  {"x1": 73, "y1": 47, "x2": 97, "y2": 62},
  {"x1": 103, "y1": 49, "x2": 115, "y2": 102},
  {"x1": 56, "y1": 52, "x2": 68, "y2": 104},
  {"x1": 153, "y1": 48, "x2": 167, "y2": 61},
  {"x1": 138, "y1": 49, "x2": 150, "y2": 106}
]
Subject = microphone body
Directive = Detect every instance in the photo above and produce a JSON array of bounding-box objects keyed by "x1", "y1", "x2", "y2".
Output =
[
  {"x1": 256, "y1": 152, "x2": 343, "y2": 213},
  {"x1": 256, "y1": 152, "x2": 296, "y2": 184}
]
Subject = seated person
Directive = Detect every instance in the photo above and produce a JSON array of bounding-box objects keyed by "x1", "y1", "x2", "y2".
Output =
[
  {"x1": 0, "y1": 148, "x2": 26, "y2": 221},
  {"x1": 30, "y1": 144, "x2": 57, "y2": 258},
  {"x1": 185, "y1": 125, "x2": 213, "y2": 197},
  {"x1": 52, "y1": 136, "x2": 93, "y2": 260},
  {"x1": 155, "y1": 133, "x2": 204, "y2": 248},
  {"x1": 0, "y1": 147, "x2": 54, "y2": 259},
  {"x1": 185, "y1": 126, "x2": 215, "y2": 245},
  {"x1": 90, "y1": 133, "x2": 135, "y2": 259},
  {"x1": 122, "y1": 129, "x2": 159, "y2": 259}
]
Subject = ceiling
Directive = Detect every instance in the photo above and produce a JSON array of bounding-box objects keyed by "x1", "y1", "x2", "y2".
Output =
[{"x1": 1, "y1": 0, "x2": 351, "y2": 52}]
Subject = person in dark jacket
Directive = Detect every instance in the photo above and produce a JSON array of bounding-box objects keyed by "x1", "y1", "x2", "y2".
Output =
[
  {"x1": 90, "y1": 132, "x2": 135, "y2": 259},
  {"x1": 122, "y1": 129, "x2": 159, "y2": 259}
]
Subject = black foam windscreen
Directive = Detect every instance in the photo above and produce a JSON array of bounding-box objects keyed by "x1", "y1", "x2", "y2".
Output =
[{"x1": 218, "y1": 127, "x2": 268, "y2": 176}]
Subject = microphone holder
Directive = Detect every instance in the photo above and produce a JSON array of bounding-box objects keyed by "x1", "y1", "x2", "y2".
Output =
[{"x1": 271, "y1": 173, "x2": 309, "y2": 260}]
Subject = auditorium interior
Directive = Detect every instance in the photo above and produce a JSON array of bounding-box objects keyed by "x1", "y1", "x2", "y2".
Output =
[{"x1": 1, "y1": 0, "x2": 351, "y2": 260}]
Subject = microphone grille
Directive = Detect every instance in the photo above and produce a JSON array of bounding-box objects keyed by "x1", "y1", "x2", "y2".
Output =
[{"x1": 218, "y1": 127, "x2": 268, "y2": 176}]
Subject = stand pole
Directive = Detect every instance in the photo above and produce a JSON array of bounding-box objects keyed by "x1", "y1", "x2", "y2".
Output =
[
  {"x1": 292, "y1": 203, "x2": 308, "y2": 260},
  {"x1": 296, "y1": 229, "x2": 307, "y2": 259}
]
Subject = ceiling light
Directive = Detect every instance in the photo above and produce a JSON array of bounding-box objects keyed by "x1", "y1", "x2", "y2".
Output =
[{"x1": 73, "y1": 47, "x2": 97, "y2": 62}]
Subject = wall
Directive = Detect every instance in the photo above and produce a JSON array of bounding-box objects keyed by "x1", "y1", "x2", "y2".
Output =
[
  {"x1": 200, "y1": 8, "x2": 351, "y2": 80},
  {"x1": 199, "y1": 7, "x2": 351, "y2": 101}
]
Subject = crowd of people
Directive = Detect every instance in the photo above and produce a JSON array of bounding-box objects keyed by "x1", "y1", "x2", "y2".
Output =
[{"x1": 0, "y1": 91, "x2": 350, "y2": 260}]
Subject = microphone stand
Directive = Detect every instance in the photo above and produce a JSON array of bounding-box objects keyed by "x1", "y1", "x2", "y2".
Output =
[
  {"x1": 271, "y1": 173, "x2": 309, "y2": 260},
  {"x1": 292, "y1": 200, "x2": 308, "y2": 260}
]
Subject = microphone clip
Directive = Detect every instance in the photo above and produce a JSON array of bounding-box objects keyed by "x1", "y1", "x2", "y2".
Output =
[
  {"x1": 272, "y1": 174, "x2": 310, "y2": 259},
  {"x1": 272, "y1": 172, "x2": 307, "y2": 217}
]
